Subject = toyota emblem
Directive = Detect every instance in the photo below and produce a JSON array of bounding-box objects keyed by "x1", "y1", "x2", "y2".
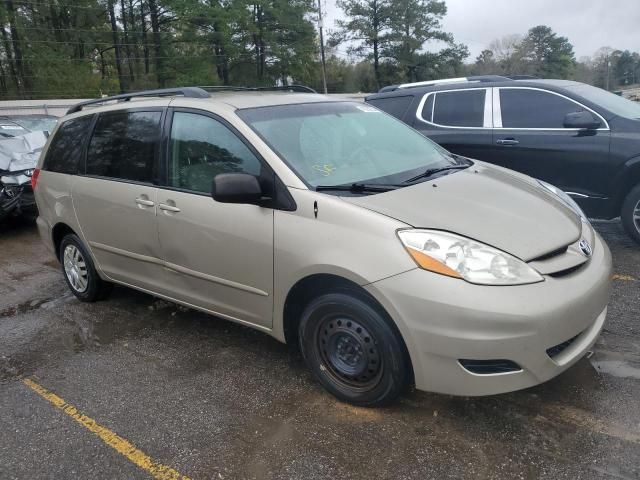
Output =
[{"x1": 579, "y1": 239, "x2": 593, "y2": 257}]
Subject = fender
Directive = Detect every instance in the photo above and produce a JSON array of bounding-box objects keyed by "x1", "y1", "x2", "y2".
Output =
[{"x1": 612, "y1": 155, "x2": 640, "y2": 213}]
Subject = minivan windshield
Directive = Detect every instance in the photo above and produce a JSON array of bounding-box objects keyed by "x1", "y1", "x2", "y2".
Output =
[
  {"x1": 237, "y1": 102, "x2": 458, "y2": 189},
  {"x1": 567, "y1": 83, "x2": 640, "y2": 120}
]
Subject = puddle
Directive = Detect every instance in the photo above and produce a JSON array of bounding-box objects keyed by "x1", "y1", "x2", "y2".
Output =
[
  {"x1": 591, "y1": 359, "x2": 640, "y2": 380},
  {"x1": 0, "y1": 297, "x2": 52, "y2": 318}
]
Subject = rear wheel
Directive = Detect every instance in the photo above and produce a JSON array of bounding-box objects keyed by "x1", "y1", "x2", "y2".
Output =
[
  {"x1": 621, "y1": 185, "x2": 640, "y2": 245},
  {"x1": 299, "y1": 292, "x2": 409, "y2": 406},
  {"x1": 60, "y1": 234, "x2": 112, "y2": 302}
]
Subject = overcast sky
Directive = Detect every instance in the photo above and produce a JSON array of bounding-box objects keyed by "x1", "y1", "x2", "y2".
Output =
[{"x1": 323, "y1": 0, "x2": 640, "y2": 61}]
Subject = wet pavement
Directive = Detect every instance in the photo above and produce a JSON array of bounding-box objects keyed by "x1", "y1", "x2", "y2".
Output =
[{"x1": 0, "y1": 217, "x2": 639, "y2": 480}]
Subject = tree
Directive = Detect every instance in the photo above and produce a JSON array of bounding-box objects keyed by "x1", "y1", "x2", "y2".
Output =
[
  {"x1": 473, "y1": 49, "x2": 498, "y2": 75},
  {"x1": 488, "y1": 34, "x2": 522, "y2": 74},
  {"x1": 384, "y1": 0, "x2": 453, "y2": 82},
  {"x1": 514, "y1": 25, "x2": 575, "y2": 78},
  {"x1": 613, "y1": 50, "x2": 640, "y2": 87},
  {"x1": 331, "y1": 0, "x2": 392, "y2": 88}
]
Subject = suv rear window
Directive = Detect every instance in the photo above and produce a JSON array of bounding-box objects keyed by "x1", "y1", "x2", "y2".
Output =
[
  {"x1": 499, "y1": 89, "x2": 589, "y2": 128},
  {"x1": 367, "y1": 96, "x2": 413, "y2": 120},
  {"x1": 43, "y1": 115, "x2": 93, "y2": 174},
  {"x1": 86, "y1": 111, "x2": 161, "y2": 183},
  {"x1": 432, "y1": 90, "x2": 486, "y2": 127}
]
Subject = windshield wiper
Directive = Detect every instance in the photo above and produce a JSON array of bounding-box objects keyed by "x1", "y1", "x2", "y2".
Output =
[
  {"x1": 316, "y1": 183, "x2": 400, "y2": 193},
  {"x1": 403, "y1": 164, "x2": 470, "y2": 184}
]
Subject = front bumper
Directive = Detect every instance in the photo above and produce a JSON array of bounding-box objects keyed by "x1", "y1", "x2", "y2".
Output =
[{"x1": 365, "y1": 231, "x2": 612, "y2": 396}]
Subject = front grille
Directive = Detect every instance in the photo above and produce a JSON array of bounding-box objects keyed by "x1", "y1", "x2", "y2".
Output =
[
  {"x1": 530, "y1": 245, "x2": 569, "y2": 262},
  {"x1": 548, "y1": 263, "x2": 587, "y2": 277},
  {"x1": 546, "y1": 334, "x2": 580, "y2": 358},
  {"x1": 459, "y1": 359, "x2": 522, "y2": 375}
]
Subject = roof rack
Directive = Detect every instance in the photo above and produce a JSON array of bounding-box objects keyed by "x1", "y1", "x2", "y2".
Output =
[
  {"x1": 505, "y1": 75, "x2": 539, "y2": 80},
  {"x1": 199, "y1": 84, "x2": 317, "y2": 94},
  {"x1": 67, "y1": 87, "x2": 210, "y2": 114},
  {"x1": 378, "y1": 75, "x2": 512, "y2": 93}
]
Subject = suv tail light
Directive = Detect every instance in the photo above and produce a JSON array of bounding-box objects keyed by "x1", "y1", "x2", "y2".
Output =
[{"x1": 31, "y1": 168, "x2": 40, "y2": 190}]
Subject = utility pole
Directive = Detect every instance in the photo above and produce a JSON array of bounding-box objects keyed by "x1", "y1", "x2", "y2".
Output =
[
  {"x1": 606, "y1": 54, "x2": 611, "y2": 91},
  {"x1": 317, "y1": 0, "x2": 328, "y2": 94}
]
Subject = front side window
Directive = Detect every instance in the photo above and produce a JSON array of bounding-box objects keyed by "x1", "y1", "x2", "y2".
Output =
[
  {"x1": 86, "y1": 111, "x2": 161, "y2": 183},
  {"x1": 43, "y1": 115, "x2": 93, "y2": 174},
  {"x1": 432, "y1": 90, "x2": 486, "y2": 127},
  {"x1": 566, "y1": 83, "x2": 640, "y2": 120},
  {"x1": 500, "y1": 89, "x2": 592, "y2": 129},
  {"x1": 237, "y1": 102, "x2": 454, "y2": 188},
  {"x1": 168, "y1": 112, "x2": 261, "y2": 193}
]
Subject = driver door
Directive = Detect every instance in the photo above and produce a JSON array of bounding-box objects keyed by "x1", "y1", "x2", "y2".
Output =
[{"x1": 156, "y1": 109, "x2": 274, "y2": 328}]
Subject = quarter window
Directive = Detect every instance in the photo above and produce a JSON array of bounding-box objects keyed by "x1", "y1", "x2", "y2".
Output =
[
  {"x1": 432, "y1": 90, "x2": 486, "y2": 127},
  {"x1": 86, "y1": 111, "x2": 161, "y2": 183},
  {"x1": 367, "y1": 96, "x2": 414, "y2": 120},
  {"x1": 499, "y1": 89, "x2": 592, "y2": 129},
  {"x1": 420, "y1": 94, "x2": 435, "y2": 122},
  {"x1": 43, "y1": 115, "x2": 93, "y2": 174},
  {"x1": 168, "y1": 112, "x2": 261, "y2": 193}
]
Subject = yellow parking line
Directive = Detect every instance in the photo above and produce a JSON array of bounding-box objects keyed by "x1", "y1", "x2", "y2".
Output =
[
  {"x1": 612, "y1": 273, "x2": 636, "y2": 282},
  {"x1": 22, "y1": 378, "x2": 191, "y2": 480}
]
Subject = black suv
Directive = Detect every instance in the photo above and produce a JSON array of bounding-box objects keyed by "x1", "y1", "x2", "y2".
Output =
[{"x1": 366, "y1": 76, "x2": 640, "y2": 244}]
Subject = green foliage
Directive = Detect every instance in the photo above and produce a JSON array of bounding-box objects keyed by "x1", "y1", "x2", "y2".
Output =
[
  {"x1": 514, "y1": 25, "x2": 575, "y2": 78},
  {"x1": 0, "y1": 0, "x2": 320, "y2": 99},
  {"x1": 332, "y1": 0, "x2": 465, "y2": 88}
]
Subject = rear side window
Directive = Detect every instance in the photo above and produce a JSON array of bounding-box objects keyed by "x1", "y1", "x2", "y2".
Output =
[
  {"x1": 86, "y1": 111, "x2": 161, "y2": 183},
  {"x1": 499, "y1": 89, "x2": 589, "y2": 128},
  {"x1": 367, "y1": 96, "x2": 413, "y2": 120},
  {"x1": 43, "y1": 115, "x2": 93, "y2": 174},
  {"x1": 432, "y1": 90, "x2": 486, "y2": 127}
]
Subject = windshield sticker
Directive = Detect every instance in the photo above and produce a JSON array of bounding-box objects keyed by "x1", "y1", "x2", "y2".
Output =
[
  {"x1": 313, "y1": 164, "x2": 336, "y2": 176},
  {"x1": 355, "y1": 105, "x2": 380, "y2": 113}
]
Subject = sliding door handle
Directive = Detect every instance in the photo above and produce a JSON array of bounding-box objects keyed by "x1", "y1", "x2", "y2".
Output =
[
  {"x1": 496, "y1": 138, "x2": 520, "y2": 146},
  {"x1": 159, "y1": 203, "x2": 181, "y2": 213}
]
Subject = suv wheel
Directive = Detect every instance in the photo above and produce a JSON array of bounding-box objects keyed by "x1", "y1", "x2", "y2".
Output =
[
  {"x1": 60, "y1": 234, "x2": 112, "y2": 302},
  {"x1": 621, "y1": 185, "x2": 640, "y2": 245},
  {"x1": 298, "y1": 292, "x2": 409, "y2": 406}
]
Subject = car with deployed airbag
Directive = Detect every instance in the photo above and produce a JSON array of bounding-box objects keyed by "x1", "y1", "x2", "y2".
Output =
[{"x1": 33, "y1": 87, "x2": 611, "y2": 406}]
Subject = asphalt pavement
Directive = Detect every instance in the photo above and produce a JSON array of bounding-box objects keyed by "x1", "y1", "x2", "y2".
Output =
[{"x1": 1, "y1": 217, "x2": 639, "y2": 480}]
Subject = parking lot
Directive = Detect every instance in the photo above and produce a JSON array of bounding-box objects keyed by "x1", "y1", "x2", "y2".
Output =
[{"x1": 0, "y1": 217, "x2": 639, "y2": 480}]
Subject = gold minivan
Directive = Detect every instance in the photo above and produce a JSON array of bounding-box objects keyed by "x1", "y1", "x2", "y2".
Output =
[{"x1": 33, "y1": 87, "x2": 612, "y2": 406}]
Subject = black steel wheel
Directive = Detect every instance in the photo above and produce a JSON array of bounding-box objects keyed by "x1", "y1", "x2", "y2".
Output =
[
  {"x1": 316, "y1": 315, "x2": 383, "y2": 391},
  {"x1": 299, "y1": 292, "x2": 410, "y2": 406}
]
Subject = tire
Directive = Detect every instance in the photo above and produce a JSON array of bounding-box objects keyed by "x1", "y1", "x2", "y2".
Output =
[
  {"x1": 621, "y1": 185, "x2": 640, "y2": 245},
  {"x1": 59, "y1": 234, "x2": 113, "y2": 302},
  {"x1": 298, "y1": 292, "x2": 410, "y2": 407}
]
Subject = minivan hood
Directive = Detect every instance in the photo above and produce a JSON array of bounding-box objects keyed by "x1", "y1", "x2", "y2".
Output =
[{"x1": 343, "y1": 163, "x2": 582, "y2": 261}]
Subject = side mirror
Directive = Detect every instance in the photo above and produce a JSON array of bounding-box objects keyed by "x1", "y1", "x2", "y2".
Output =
[
  {"x1": 212, "y1": 173, "x2": 262, "y2": 204},
  {"x1": 563, "y1": 111, "x2": 601, "y2": 130}
]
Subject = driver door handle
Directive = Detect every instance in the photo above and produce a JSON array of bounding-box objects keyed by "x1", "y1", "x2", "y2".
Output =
[
  {"x1": 135, "y1": 197, "x2": 155, "y2": 207},
  {"x1": 496, "y1": 138, "x2": 520, "y2": 146}
]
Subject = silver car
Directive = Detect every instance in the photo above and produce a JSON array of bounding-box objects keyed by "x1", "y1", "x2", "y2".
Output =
[{"x1": 33, "y1": 87, "x2": 612, "y2": 406}]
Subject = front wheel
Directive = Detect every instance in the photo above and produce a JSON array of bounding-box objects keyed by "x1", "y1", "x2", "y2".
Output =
[
  {"x1": 298, "y1": 292, "x2": 410, "y2": 406},
  {"x1": 621, "y1": 185, "x2": 640, "y2": 245}
]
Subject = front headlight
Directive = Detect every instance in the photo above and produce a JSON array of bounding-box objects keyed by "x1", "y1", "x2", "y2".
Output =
[
  {"x1": 398, "y1": 230, "x2": 544, "y2": 286},
  {"x1": 537, "y1": 180, "x2": 588, "y2": 222}
]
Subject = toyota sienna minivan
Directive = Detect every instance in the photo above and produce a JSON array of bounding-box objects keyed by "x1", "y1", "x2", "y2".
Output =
[{"x1": 33, "y1": 87, "x2": 612, "y2": 406}]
